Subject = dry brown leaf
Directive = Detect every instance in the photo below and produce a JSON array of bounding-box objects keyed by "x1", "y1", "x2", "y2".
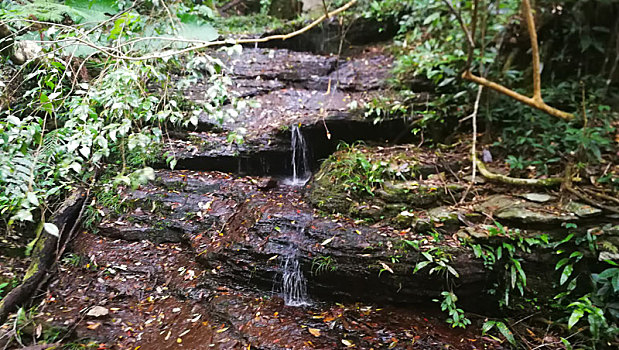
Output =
[
  {"x1": 86, "y1": 322, "x2": 101, "y2": 330},
  {"x1": 308, "y1": 328, "x2": 321, "y2": 337}
]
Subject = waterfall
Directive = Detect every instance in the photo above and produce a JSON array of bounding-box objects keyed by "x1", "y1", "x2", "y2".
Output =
[
  {"x1": 273, "y1": 245, "x2": 310, "y2": 306},
  {"x1": 280, "y1": 249, "x2": 310, "y2": 307},
  {"x1": 288, "y1": 124, "x2": 311, "y2": 186}
]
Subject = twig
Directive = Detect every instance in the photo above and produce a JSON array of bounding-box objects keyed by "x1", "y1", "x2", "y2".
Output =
[
  {"x1": 565, "y1": 185, "x2": 619, "y2": 214},
  {"x1": 460, "y1": 85, "x2": 483, "y2": 203},
  {"x1": 322, "y1": 0, "x2": 330, "y2": 19},
  {"x1": 17, "y1": 343, "x2": 61, "y2": 350},
  {"x1": 582, "y1": 188, "x2": 619, "y2": 205},
  {"x1": 61, "y1": 0, "x2": 357, "y2": 62}
]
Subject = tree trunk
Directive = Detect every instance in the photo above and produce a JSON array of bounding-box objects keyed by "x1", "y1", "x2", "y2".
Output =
[{"x1": 0, "y1": 189, "x2": 87, "y2": 325}]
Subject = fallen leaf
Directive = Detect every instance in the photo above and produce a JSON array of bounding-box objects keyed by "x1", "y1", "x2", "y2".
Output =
[
  {"x1": 87, "y1": 322, "x2": 101, "y2": 330},
  {"x1": 87, "y1": 306, "x2": 109, "y2": 318},
  {"x1": 308, "y1": 328, "x2": 321, "y2": 337},
  {"x1": 379, "y1": 262, "x2": 394, "y2": 274},
  {"x1": 342, "y1": 339, "x2": 354, "y2": 347},
  {"x1": 321, "y1": 236, "x2": 335, "y2": 246}
]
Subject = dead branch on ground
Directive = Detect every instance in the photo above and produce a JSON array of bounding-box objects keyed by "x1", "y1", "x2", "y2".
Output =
[{"x1": 475, "y1": 158, "x2": 568, "y2": 187}]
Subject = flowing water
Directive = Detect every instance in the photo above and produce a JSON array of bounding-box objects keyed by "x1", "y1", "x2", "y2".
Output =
[
  {"x1": 285, "y1": 124, "x2": 311, "y2": 186},
  {"x1": 280, "y1": 247, "x2": 310, "y2": 307}
]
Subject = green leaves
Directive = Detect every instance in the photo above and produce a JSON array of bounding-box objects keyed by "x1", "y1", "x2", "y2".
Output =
[
  {"x1": 482, "y1": 321, "x2": 516, "y2": 345},
  {"x1": 568, "y1": 308, "x2": 584, "y2": 329},
  {"x1": 413, "y1": 260, "x2": 431, "y2": 274},
  {"x1": 43, "y1": 222, "x2": 59, "y2": 237},
  {"x1": 12, "y1": 209, "x2": 33, "y2": 222},
  {"x1": 436, "y1": 291, "x2": 470, "y2": 328},
  {"x1": 495, "y1": 321, "x2": 516, "y2": 345},
  {"x1": 560, "y1": 264, "x2": 574, "y2": 285}
]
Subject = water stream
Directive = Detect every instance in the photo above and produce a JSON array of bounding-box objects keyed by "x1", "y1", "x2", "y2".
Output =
[
  {"x1": 280, "y1": 247, "x2": 310, "y2": 307},
  {"x1": 286, "y1": 124, "x2": 311, "y2": 186}
]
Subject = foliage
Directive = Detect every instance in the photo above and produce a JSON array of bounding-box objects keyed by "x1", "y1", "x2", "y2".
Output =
[
  {"x1": 412, "y1": 244, "x2": 467, "y2": 327},
  {"x1": 413, "y1": 246, "x2": 459, "y2": 280},
  {"x1": 260, "y1": 0, "x2": 272, "y2": 15},
  {"x1": 549, "y1": 224, "x2": 619, "y2": 346},
  {"x1": 492, "y1": 79, "x2": 616, "y2": 175},
  {"x1": 482, "y1": 320, "x2": 516, "y2": 346},
  {"x1": 311, "y1": 255, "x2": 337, "y2": 276},
  {"x1": 467, "y1": 222, "x2": 619, "y2": 347},
  {"x1": 0, "y1": 0, "x2": 241, "y2": 236},
  {"x1": 1, "y1": 0, "x2": 119, "y2": 25},
  {"x1": 469, "y1": 222, "x2": 547, "y2": 307},
  {"x1": 356, "y1": 0, "x2": 618, "y2": 178},
  {"x1": 435, "y1": 290, "x2": 471, "y2": 328},
  {"x1": 321, "y1": 142, "x2": 388, "y2": 196},
  {"x1": 0, "y1": 276, "x2": 19, "y2": 300}
]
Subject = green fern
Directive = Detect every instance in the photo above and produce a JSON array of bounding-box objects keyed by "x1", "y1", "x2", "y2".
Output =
[{"x1": 1, "y1": 0, "x2": 117, "y2": 26}]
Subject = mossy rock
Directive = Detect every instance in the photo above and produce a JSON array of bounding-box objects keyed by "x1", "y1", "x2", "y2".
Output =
[
  {"x1": 308, "y1": 147, "x2": 462, "y2": 219},
  {"x1": 307, "y1": 165, "x2": 355, "y2": 214},
  {"x1": 348, "y1": 200, "x2": 386, "y2": 221}
]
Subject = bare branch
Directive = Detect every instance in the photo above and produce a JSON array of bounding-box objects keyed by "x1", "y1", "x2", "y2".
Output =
[
  {"x1": 475, "y1": 158, "x2": 568, "y2": 186},
  {"x1": 522, "y1": 0, "x2": 542, "y2": 101},
  {"x1": 446, "y1": 0, "x2": 575, "y2": 120},
  {"x1": 462, "y1": 70, "x2": 574, "y2": 119},
  {"x1": 565, "y1": 185, "x2": 619, "y2": 214}
]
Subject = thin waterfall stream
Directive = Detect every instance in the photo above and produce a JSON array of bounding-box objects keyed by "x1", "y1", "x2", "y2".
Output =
[
  {"x1": 285, "y1": 124, "x2": 311, "y2": 186},
  {"x1": 279, "y1": 244, "x2": 310, "y2": 307},
  {"x1": 282, "y1": 255, "x2": 310, "y2": 306}
]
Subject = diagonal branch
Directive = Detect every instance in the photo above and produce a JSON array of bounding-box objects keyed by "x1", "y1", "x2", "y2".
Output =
[
  {"x1": 82, "y1": 0, "x2": 358, "y2": 61},
  {"x1": 444, "y1": 0, "x2": 574, "y2": 120},
  {"x1": 462, "y1": 70, "x2": 574, "y2": 119}
]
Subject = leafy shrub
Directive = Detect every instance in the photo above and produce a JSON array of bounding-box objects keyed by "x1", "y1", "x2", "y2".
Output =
[
  {"x1": 0, "y1": 0, "x2": 240, "y2": 234},
  {"x1": 492, "y1": 79, "x2": 616, "y2": 175},
  {"x1": 319, "y1": 142, "x2": 388, "y2": 196}
]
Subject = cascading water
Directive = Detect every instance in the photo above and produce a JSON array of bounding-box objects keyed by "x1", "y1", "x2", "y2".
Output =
[
  {"x1": 280, "y1": 248, "x2": 310, "y2": 306},
  {"x1": 286, "y1": 124, "x2": 311, "y2": 186}
]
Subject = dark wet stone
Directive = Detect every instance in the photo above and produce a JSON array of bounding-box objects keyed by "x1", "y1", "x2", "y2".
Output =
[{"x1": 255, "y1": 177, "x2": 278, "y2": 190}]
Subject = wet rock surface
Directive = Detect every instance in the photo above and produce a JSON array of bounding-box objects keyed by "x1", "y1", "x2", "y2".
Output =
[
  {"x1": 94, "y1": 170, "x2": 488, "y2": 305},
  {"x1": 166, "y1": 46, "x2": 408, "y2": 176}
]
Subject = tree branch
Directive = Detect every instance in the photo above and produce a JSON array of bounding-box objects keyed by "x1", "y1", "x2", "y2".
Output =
[
  {"x1": 475, "y1": 158, "x2": 567, "y2": 186},
  {"x1": 80, "y1": 0, "x2": 357, "y2": 61},
  {"x1": 447, "y1": 0, "x2": 574, "y2": 120},
  {"x1": 522, "y1": 0, "x2": 542, "y2": 101},
  {"x1": 565, "y1": 185, "x2": 619, "y2": 214},
  {"x1": 462, "y1": 71, "x2": 574, "y2": 119}
]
